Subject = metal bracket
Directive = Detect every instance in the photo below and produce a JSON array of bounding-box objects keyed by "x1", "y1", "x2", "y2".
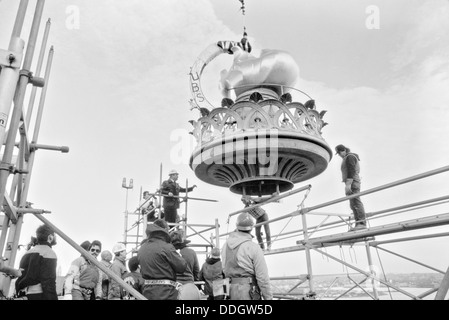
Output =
[
  {"x1": 0, "y1": 48, "x2": 23, "y2": 68},
  {"x1": 0, "y1": 162, "x2": 14, "y2": 173},
  {"x1": 0, "y1": 162, "x2": 28, "y2": 174}
]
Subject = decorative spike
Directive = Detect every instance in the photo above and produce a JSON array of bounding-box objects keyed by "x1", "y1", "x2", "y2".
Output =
[
  {"x1": 304, "y1": 99, "x2": 316, "y2": 110},
  {"x1": 319, "y1": 110, "x2": 327, "y2": 119},
  {"x1": 200, "y1": 108, "x2": 210, "y2": 117},
  {"x1": 221, "y1": 97, "x2": 234, "y2": 107},
  {"x1": 280, "y1": 93, "x2": 292, "y2": 104},
  {"x1": 249, "y1": 92, "x2": 263, "y2": 103}
]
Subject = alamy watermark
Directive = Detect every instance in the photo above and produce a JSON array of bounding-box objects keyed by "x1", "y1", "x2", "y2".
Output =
[
  {"x1": 65, "y1": 5, "x2": 80, "y2": 30},
  {"x1": 365, "y1": 5, "x2": 380, "y2": 30}
]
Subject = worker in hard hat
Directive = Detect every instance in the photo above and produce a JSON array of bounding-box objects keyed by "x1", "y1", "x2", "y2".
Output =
[
  {"x1": 221, "y1": 212, "x2": 273, "y2": 300},
  {"x1": 160, "y1": 169, "x2": 197, "y2": 228},
  {"x1": 98, "y1": 250, "x2": 113, "y2": 300},
  {"x1": 108, "y1": 243, "x2": 127, "y2": 300},
  {"x1": 137, "y1": 219, "x2": 187, "y2": 300}
]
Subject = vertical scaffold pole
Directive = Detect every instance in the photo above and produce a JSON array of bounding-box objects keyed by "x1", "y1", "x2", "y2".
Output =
[
  {"x1": 158, "y1": 163, "x2": 162, "y2": 220},
  {"x1": 215, "y1": 218, "x2": 220, "y2": 248},
  {"x1": 435, "y1": 266, "x2": 449, "y2": 300},
  {"x1": 365, "y1": 240, "x2": 379, "y2": 300},
  {"x1": 0, "y1": 0, "x2": 28, "y2": 152},
  {"x1": 301, "y1": 212, "x2": 315, "y2": 297},
  {"x1": 0, "y1": 0, "x2": 46, "y2": 295},
  {"x1": 301, "y1": 213, "x2": 315, "y2": 294},
  {"x1": 25, "y1": 18, "x2": 51, "y2": 127},
  {"x1": 184, "y1": 179, "x2": 188, "y2": 237}
]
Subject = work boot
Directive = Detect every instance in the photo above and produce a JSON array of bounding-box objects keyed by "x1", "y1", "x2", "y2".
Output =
[{"x1": 349, "y1": 222, "x2": 367, "y2": 232}]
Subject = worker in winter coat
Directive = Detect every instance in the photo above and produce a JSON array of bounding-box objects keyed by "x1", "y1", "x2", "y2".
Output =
[
  {"x1": 170, "y1": 230, "x2": 201, "y2": 300},
  {"x1": 160, "y1": 169, "x2": 197, "y2": 228},
  {"x1": 63, "y1": 240, "x2": 103, "y2": 300},
  {"x1": 335, "y1": 144, "x2": 367, "y2": 231},
  {"x1": 15, "y1": 224, "x2": 58, "y2": 300},
  {"x1": 137, "y1": 219, "x2": 187, "y2": 300},
  {"x1": 198, "y1": 247, "x2": 225, "y2": 300},
  {"x1": 122, "y1": 256, "x2": 145, "y2": 299},
  {"x1": 108, "y1": 243, "x2": 127, "y2": 300},
  {"x1": 222, "y1": 212, "x2": 273, "y2": 300},
  {"x1": 98, "y1": 250, "x2": 112, "y2": 300}
]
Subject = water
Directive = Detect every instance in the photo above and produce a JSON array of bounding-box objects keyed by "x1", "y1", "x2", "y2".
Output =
[{"x1": 320, "y1": 287, "x2": 435, "y2": 300}]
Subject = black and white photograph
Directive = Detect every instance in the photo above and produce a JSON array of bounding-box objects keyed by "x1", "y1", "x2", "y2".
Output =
[{"x1": 1, "y1": 0, "x2": 448, "y2": 308}]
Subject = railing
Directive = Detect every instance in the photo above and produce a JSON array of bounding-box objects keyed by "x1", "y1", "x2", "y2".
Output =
[{"x1": 215, "y1": 165, "x2": 449, "y2": 300}]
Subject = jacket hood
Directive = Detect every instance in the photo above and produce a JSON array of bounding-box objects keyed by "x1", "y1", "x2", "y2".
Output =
[
  {"x1": 146, "y1": 224, "x2": 171, "y2": 243},
  {"x1": 206, "y1": 257, "x2": 221, "y2": 264},
  {"x1": 226, "y1": 230, "x2": 253, "y2": 250}
]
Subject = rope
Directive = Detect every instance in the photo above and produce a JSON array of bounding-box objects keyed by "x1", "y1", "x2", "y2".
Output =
[
  {"x1": 375, "y1": 247, "x2": 393, "y2": 300},
  {"x1": 339, "y1": 245, "x2": 348, "y2": 274},
  {"x1": 271, "y1": 189, "x2": 311, "y2": 246}
]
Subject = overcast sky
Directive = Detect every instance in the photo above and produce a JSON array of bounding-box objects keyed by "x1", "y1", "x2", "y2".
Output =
[{"x1": 1, "y1": 0, "x2": 449, "y2": 281}]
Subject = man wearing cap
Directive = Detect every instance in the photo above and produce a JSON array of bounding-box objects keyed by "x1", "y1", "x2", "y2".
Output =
[
  {"x1": 137, "y1": 219, "x2": 187, "y2": 300},
  {"x1": 335, "y1": 144, "x2": 367, "y2": 231},
  {"x1": 222, "y1": 212, "x2": 273, "y2": 300},
  {"x1": 160, "y1": 169, "x2": 197, "y2": 228}
]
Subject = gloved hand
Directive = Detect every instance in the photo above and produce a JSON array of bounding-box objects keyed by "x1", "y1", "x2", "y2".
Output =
[
  {"x1": 345, "y1": 185, "x2": 352, "y2": 195},
  {"x1": 63, "y1": 294, "x2": 72, "y2": 300}
]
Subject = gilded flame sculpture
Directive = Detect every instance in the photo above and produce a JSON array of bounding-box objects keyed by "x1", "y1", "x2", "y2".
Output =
[{"x1": 188, "y1": 40, "x2": 332, "y2": 196}]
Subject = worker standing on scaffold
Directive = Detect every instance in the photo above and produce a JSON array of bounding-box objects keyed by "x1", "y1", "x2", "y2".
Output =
[{"x1": 159, "y1": 169, "x2": 197, "y2": 229}]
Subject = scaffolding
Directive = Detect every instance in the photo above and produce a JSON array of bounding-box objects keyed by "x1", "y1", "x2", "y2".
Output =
[
  {"x1": 2, "y1": 0, "x2": 448, "y2": 302},
  {"x1": 0, "y1": 1, "x2": 146, "y2": 300},
  {"x1": 214, "y1": 165, "x2": 449, "y2": 300}
]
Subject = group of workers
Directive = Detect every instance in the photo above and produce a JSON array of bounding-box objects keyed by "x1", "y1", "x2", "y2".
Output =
[{"x1": 2, "y1": 146, "x2": 366, "y2": 300}]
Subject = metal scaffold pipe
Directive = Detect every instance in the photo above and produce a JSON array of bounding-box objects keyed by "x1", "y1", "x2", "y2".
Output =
[
  {"x1": 303, "y1": 165, "x2": 449, "y2": 214},
  {"x1": 25, "y1": 18, "x2": 51, "y2": 127},
  {"x1": 0, "y1": 0, "x2": 48, "y2": 295}
]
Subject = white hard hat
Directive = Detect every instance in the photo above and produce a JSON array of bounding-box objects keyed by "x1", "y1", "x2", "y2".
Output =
[
  {"x1": 112, "y1": 243, "x2": 126, "y2": 254},
  {"x1": 168, "y1": 169, "x2": 179, "y2": 175},
  {"x1": 236, "y1": 212, "x2": 255, "y2": 231}
]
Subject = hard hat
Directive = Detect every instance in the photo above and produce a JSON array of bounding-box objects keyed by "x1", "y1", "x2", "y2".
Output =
[
  {"x1": 168, "y1": 169, "x2": 179, "y2": 176},
  {"x1": 100, "y1": 250, "x2": 113, "y2": 262},
  {"x1": 112, "y1": 243, "x2": 126, "y2": 254},
  {"x1": 210, "y1": 247, "x2": 221, "y2": 259},
  {"x1": 236, "y1": 212, "x2": 255, "y2": 231}
]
